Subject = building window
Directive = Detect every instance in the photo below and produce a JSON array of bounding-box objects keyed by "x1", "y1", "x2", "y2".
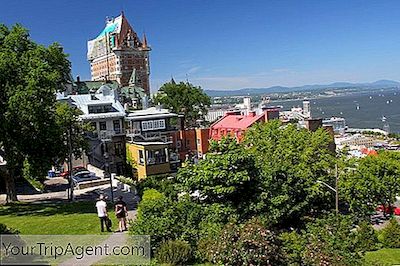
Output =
[
  {"x1": 90, "y1": 122, "x2": 97, "y2": 131},
  {"x1": 88, "y1": 105, "x2": 113, "y2": 114},
  {"x1": 142, "y1": 121, "x2": 148, "y2": 131},
  {"x1": 141, "y1": 119, "x2": 166, "y2": 131},
  {"x1": 113, "y1": 120, "x2": 121, "y2": 133},
  {"x1": 99, "y1": 121, "x2": 107, "y2": 130},
  {"x1": 114, "y1": 142, "x2": 123, "y2": 156},
  {"x1": 197, "y1": 139, "x2": 200, "y2": 145},
  {"x1": 147, "y1": 149, "x2": 167, "y2": 165},
  {"x1": 139, "y1": 150, "x2": 144, "y2": 165}
]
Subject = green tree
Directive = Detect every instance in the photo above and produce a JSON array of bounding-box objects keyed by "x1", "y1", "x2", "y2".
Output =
[
  {"x1": 0, "y1": 24, "x2": 71, "y2": 201},
  {"x1": 340, "y1": 151, "x2": 400, "y2": 217},
  {"x1": 303, "y1": 214, "x2": 364, "y2": 266},
  {"x1": 154, "y1": 81, "x2": 211, "y2": 128},
  {"x1": 243, "y1": 120, "x2": 336, "y2": 227},
  {"x1": 176, "y1": 136, "x2": 259, "y2": 211},
  {"x1": 54, "y1": 102, "x2": 90, "y2": 166},
  {"x1": 379, "y1": 218, "x2": 400, "y2": 248}
]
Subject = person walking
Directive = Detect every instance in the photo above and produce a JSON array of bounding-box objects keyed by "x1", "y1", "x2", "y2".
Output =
[
  {"x1": 114, "y1": 196, "x2": 128, "y2": 232},
  {"x1": 96, "y1": 194, "x2": 111, "y2": 232}
]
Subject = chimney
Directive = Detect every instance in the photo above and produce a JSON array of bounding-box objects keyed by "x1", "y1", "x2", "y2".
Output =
[
  {"x1": 248, "y1": 111, "x2": 256, "y2": 117},
  {"x1": 142, "y1": 95, "x2": 149, "y2": 110},
  {"x1": 305, "y1": 118, "x2": 323, "y2": 132},
  {"x1": 263, "y1": 106, "x2": 280, "y2": 121}
]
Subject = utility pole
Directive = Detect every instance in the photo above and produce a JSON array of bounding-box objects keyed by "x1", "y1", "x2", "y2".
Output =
[
  {"x1": 103, "y1": 140, "x2": 114, "y2": 203},
  {"x1": 335, "y1": 163, "x2": 339, "y2": 215},
  {"x1": 67, "y1": 126, "x2": 74, "y2": 201}
]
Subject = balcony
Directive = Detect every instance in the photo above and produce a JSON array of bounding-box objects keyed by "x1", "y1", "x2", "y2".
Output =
[
  {"x1": 98, "y1": 130, "x2": 117, "y2": 141},
  {"x1": 126, "y1": 128, "x2": 141, "y2": 137}
]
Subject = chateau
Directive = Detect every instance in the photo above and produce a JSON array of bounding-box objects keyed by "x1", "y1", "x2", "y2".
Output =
[{"x1": 87, "y1": 12, "x2": 151, "y2": 94}]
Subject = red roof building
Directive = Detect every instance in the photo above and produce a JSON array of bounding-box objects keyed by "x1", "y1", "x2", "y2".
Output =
[
  {"x1": 361, "y1": 147, "x2": 378, "y2": 156},
  {"x1": 210, "y1": 108, "x2": 280, "y2": 141}
]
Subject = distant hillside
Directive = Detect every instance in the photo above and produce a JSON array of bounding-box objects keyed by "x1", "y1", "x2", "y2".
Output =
[{"x1": 204, "y1": 79, "x2": 400, "y2": 97}]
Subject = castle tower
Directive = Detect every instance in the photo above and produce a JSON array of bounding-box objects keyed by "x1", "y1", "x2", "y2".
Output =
[{"x1": 87, "y1": 12, "x2": 151, "y2": 94}]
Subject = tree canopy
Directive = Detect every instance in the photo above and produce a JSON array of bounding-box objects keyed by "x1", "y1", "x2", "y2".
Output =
[
  {"x1": 0, "y1": 24, "x2": 77, "y2": 201},
  {"x1": 340, "y1": 151, "x2": 400, "y2": 217},
  {"x1": 176, "y1": 121, "x2": 337, "y2": 227},
  {"x1": 154, "y1": 81, "x2": 211, "y2": 128}
]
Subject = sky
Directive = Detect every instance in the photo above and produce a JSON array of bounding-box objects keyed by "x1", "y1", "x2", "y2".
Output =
[{"x1": 2, "y1": 0, "x2": 400, "y2": 91}]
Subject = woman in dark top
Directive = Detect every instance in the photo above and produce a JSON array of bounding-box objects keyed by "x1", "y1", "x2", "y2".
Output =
[{"x1": 115, "y1": 196, "x2": 128, "y2": 232}]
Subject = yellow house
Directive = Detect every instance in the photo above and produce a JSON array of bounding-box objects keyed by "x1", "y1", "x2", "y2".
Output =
[{"x1": 126, "y1": 142, "x2": 172, "y2": 180}]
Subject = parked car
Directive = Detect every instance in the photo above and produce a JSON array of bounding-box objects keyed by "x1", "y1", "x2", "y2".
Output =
[
  {"x1": 60, "y1": 166, "x2": 87, "y2": 179},
  {"x1": 72, "y1": 172, "x2": 99, "y2": 186},
  {"x1": 376, "y1": 205, "x2": 399, "y2": 215}
]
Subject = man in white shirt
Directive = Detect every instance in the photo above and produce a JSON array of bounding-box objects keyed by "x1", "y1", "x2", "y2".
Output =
[{"x1": 96, "y1": 194, "x2": 111, "y2": 232}]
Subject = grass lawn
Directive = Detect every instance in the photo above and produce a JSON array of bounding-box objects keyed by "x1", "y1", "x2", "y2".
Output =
[
  {"x1": 0, "y1": 201, "x2": 119, "y2": 235},
  {"x1": 365, "y1": 248, "x2": 400, "y2": 265}
]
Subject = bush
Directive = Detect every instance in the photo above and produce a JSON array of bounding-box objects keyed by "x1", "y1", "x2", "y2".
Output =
[
  {"x1": 129, "y1": 189, "x2": 173, "y2": 253},
  {"x1": 136, "y1": 174, "x2": 178, "y2": 199},
  {"x1": 380, "y1": 218, "x2": 400, "y2": 248},
  {"x1": 155, "y1": 239, "x2": 192, "y2": 265},
  {"x1": 0, "y1": 223, "x2": 18, "y2": 234},
  {"x1": 303, "y1": 214, "x2": 364, "y2": 266},
  {"x1": 130, "y1": 190, "x2": 203, "y2": 252},
  {"x1": 116, "y1": 176, "x2": 136, "y2": 187},
  {"x1": 356, "y1": 221, "x2": 379, "y2": 251},
  {"x1": 279, "y1": 231, "x2": 306, "y2": 265},
  {"x1": 131, "y1": 189, "x2": 237, "y2": 257},
  {"x1": 204, "y1": 218, "x2": 284, "y2": 265}
]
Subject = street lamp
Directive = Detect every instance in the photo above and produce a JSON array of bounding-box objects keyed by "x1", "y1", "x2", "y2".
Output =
[
  {"x1": 317, "y1": 164, "x2": 339, "y2": 215},
  {"x1": 101, "y1": 133, "x2": 114, "y2": 203},
  {"x1": 316, "y1": 180, "x2": 338, "y2": 214}
]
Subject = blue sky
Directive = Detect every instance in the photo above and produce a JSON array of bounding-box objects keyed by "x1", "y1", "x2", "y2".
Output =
[{"x1": 2, "y1": 0, "x2": 400, "y2": 91}]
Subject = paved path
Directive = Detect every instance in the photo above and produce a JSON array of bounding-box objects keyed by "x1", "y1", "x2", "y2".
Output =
[
  {"x1": 59, "y1": 232, "x2": 129, "y2": 266},
  {"x1": 1, "y1": 179, "x2": 141, "y2": 265},
  {"x1": 58, "y1": 186, "x2": 139, "y2": 265}
]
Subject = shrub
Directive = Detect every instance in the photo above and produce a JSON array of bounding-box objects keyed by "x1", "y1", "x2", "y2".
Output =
[
  {"x1": 279, "y1": 231, "x2": 306, "y2": 265},
  {"x1": 129, "y1": 189, "x2": 173, "y2": 253},
  {"x1": 380, "y1": 218, "x2": 400, "y2": 248},
  {"x1": 0, "y1": 223, "x2": 18, "y2": 234},
  {"x1": 155, "y1": 239, "x2": 192, "y2": 265},
  {"x1": 356, "y1": 221, "x2": 379, "y2": 251},
  {"x1": 204, "y1": 218, "x2": 284, "y2": 265},
  {"x1": 136, "y1": 174, "x2": 178, "y2": 199},
  {"x1": 130, "y1": 190, "x2": 203, "y2": 253},
  {"x1": 303, "y1": 214, "x2": 364, "y2": 266}
]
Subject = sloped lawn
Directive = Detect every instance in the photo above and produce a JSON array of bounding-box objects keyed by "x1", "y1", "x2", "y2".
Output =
[{"x1": 0, "y1": 201, "x2": 118, "y2": 235}]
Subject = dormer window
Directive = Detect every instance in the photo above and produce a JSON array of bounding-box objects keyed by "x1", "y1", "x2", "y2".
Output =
[{"x1": 88, "y1": 104, "x2": 113, "y2": 114}]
